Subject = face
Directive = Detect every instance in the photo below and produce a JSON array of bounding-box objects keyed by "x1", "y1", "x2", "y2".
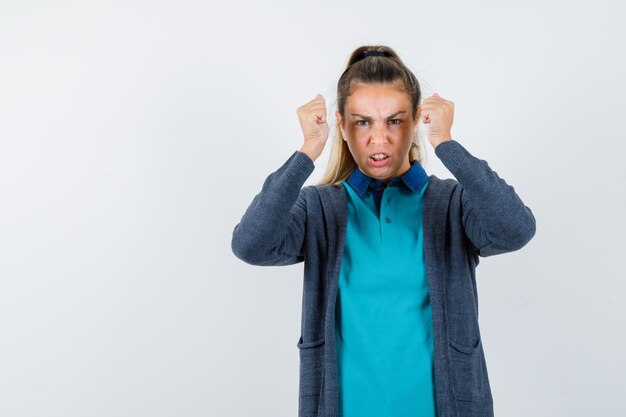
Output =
[{"x1": 336, "y1": 82, "x2": 420, "y2": 183}]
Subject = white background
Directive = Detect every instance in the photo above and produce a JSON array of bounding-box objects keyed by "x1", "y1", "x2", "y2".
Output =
[{"x1": 1, "y1": 1, "x2": 624, "y2": 416}]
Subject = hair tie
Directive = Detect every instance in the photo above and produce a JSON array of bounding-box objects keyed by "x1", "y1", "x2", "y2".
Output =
[
  {"x1": 362, "y1": 50, "x2": 390, "y2": 58},
  {"x1": 351, "y1": 49, "x2": 392, "y2": 65}
]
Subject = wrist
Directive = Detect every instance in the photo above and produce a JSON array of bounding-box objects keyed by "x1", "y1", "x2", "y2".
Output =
[
  {"x1": 299, "y1": 144, "x2": 323, "y2": 162},
  {"x1": 433, "y1": 138, "x2": 453, "y2": 150}
]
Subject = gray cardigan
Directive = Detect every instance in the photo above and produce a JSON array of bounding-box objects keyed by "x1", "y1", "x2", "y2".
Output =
[{"x1": 231, "y1": 140, "x2": 536, "y2": 417}]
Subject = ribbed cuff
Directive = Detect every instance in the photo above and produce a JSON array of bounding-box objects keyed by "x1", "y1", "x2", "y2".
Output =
[
  {"x1": 434, "y1": 139, "x2": 464, "y2": 167},
  {"x1": 434, "y1": 139, "x2": 481, "y2": 185},
  {"x1": 295, "y1": 150, "x2": 315, "y2": 166},
  {"x1": 280, "y1": 150, "x2": 315, "y2": 184}
]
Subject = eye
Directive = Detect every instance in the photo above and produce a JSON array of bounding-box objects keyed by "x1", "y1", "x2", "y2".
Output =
[
  {"x1": 389, "y1": 119, "x2": 401, "y2": 125},
  {"x1": 355, "y1": 120, "x2": 369, "y2": 126}
]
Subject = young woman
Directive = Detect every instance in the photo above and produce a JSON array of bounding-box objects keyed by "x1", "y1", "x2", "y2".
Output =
[{"x1": 231, "y1": 45, "x2": 536, "y2": 417}]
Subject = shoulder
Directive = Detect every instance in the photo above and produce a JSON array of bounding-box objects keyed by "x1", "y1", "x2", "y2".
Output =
[
  {"x1": 297, "y1": 183, "x2": 346, "y2": 207},
  {"x1": 305, "y1": 183, "x2": 344, "y2": 195},
  {"x1": 425, "y1": 174, "x2": 458, "y2": 195}
]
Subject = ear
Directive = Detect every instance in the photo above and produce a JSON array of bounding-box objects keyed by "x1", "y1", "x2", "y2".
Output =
[
  {"x1": 414, "y1": 105, "x2": 421, "y2": 129},
  {"x1": 336, "y1": 111, "x2": 346, "y2": 141}
]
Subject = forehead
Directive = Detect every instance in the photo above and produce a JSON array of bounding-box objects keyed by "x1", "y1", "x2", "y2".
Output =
[{"x1": 346, "y1": 82, "x2": 411, "y2": 112}]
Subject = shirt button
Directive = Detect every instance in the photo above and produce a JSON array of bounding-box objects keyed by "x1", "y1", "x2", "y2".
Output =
[
  {"x1": 385, "y1": 216, "x2": 392, "y2": 223},
  {"x1": 387, "y1": 197, "x2": 391, "y2": 203}
]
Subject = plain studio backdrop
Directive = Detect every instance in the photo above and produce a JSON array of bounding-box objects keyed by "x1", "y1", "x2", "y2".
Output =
[{"x1": 1, "y1": 1, "x2": 624, "y2": 416}]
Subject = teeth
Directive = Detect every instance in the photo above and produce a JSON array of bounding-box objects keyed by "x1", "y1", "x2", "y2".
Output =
[{"x1": 371, "y1": 153, "x2": 387, "y2": 160}]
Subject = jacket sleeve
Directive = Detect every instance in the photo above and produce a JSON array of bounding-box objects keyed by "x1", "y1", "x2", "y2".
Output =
[
  {"x1": 231, "y1": 150, "x2": 315, "y2": 266},
  {"x1": 434, "y1": 140, "x2": 537, "y2": 257}
]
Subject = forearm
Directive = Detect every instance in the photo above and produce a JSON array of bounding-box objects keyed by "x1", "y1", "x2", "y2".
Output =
[
  {"x1": 435, "y1": 140, "x2": 536, "y2": 251},
  {"x1": 231, "y1": 150, "x2": 315, "y2": 265}
]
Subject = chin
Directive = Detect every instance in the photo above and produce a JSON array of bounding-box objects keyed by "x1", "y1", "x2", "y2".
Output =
[{"x1": 367, "y1": 169, "x2": 392, "y2": 181}]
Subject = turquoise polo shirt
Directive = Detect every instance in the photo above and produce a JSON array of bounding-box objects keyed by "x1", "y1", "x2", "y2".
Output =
[{"x1": 335, "y1": 160, "x2": 437, "y2": 417}]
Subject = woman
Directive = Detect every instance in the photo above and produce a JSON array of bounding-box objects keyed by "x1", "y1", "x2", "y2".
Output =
[{"x1": 231, "y1": 45, "x2": 536, "y2": 417}]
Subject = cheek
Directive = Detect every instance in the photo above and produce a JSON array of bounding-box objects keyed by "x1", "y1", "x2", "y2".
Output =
[
  {"x1": 345, "y1": 140, "x2": 368, "y2": 162},
  {"x1": 344, "y1": 124, "x2": 358, "y2": 138},
  {"x1": 399, "y1": 124, "x2": 413, "y2": 135}
]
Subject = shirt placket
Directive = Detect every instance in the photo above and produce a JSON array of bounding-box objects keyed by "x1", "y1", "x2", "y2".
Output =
[{"x1": 381, "y1": 186, "x2": 400, "y2": 250}]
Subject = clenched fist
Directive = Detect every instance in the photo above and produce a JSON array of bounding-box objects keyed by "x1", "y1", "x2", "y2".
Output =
[
  {"x1": 419, "y1": 92, "x2": 454, "y2": 149},
  {"x1": 297, "y1": 94, "x2": 329, "y2": 162}
]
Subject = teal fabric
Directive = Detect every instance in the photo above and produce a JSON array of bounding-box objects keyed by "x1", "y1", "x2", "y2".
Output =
[{"x1": 335, "y1": 162, "x2": 437, "y2": 417}]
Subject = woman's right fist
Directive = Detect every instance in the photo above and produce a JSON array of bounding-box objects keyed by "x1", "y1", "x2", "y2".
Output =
[{"x1": 296, "y1": 94, "x2": 329, "y2": 162}]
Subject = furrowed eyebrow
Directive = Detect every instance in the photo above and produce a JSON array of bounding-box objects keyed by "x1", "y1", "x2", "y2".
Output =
[{"x1": 350, "y1": 111, "x2": 407, "y2": 120}]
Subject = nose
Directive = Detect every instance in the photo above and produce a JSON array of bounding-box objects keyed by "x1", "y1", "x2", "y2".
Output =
[{"x1": 370, "y1": 125, "x2": 388, "y2": 145}]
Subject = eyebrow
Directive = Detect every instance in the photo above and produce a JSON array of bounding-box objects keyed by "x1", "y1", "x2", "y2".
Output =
[{"x1": 350, "y1": 111, "x2": 407, "y2": 120}]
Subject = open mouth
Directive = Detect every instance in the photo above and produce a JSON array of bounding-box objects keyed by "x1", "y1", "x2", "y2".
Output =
[
  {"x1": 369, "y1": 152, "x2": 391, "y2": 167},
  {"x1": 370, "y1": 153, "x2": 389, "y2": 161}
]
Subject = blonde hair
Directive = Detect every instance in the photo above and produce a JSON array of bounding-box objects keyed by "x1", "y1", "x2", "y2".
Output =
[{"x1": 317, "y1": 45, "x2": 426, "y2": 186}]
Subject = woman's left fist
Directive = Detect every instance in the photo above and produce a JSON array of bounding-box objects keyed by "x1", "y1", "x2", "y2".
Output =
[{"x1": 418, "y1": 93, "x2": 454, "y2": 148}]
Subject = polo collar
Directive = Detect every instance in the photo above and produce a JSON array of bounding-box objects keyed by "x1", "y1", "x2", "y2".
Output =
[{"x1": 346, "y1": 160, "x2": 429, "y2": 197}]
